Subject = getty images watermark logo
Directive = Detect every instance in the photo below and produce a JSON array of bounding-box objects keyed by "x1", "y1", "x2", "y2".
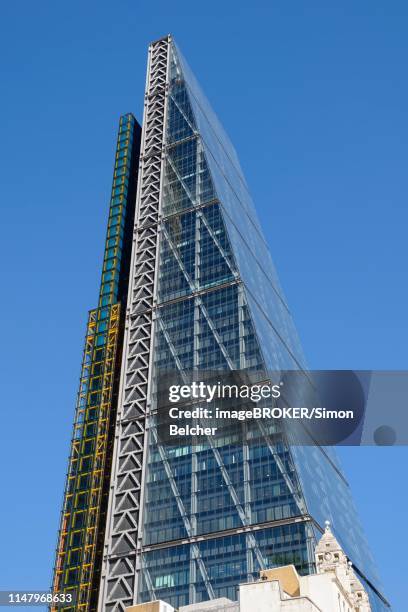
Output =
[
  {"x1": 163, "y1": 379, "x2": 354, "y2": 438},
  {"x1": 168, "y1": 381, "x2": 283, "y2": 404},
  {"x1": 157, "y1": 370, "x2": 408, "y2": 446}
]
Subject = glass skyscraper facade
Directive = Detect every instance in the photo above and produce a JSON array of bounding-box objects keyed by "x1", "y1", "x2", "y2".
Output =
[{"x1": 53, "y1": 36, "x2": 390, "y2": 612}]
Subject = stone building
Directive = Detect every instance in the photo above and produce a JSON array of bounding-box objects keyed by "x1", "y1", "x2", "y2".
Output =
[{"x1": 125, "y1": 522, "x2": 372, "y2": 612}]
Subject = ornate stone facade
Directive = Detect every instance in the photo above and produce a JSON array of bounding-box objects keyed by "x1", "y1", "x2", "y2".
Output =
[{"x1": 126, "y1": 522, "x2": 373, "y2": 612}]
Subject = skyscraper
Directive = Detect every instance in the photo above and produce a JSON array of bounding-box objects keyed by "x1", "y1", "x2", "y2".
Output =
[{"x1": 52, "y1": 35, "x2": 390, "y2": 612}]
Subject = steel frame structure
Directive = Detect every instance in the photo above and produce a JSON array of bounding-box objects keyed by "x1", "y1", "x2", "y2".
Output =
[
  {"x1": 51, "y1": 113, "x2": 141, "y2": 612},
  {"x1": 99, "y1": 36, "x2": 171, "y2": 611},
  {"x1": 52, "y1": 303, "x2": 121, "y2": 611}
]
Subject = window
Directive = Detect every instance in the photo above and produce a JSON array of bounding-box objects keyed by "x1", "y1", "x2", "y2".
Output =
[
  {"x1": 71, "y1": 531, "x2": 83, "y2": 548},
  {"x1": 78, "y1": 474, "x2": 90, "y2": 490},
  {"x1": 82, "y1": 439, "x2": 94, "y2": 455},
  {"x1": 75, "y1": 493, "x2": 87, "y2": 509},
  {"x1": 68, "y1": 549, "x2": 81, "y2": 566},
  {"x1": 73, "y1": 512, "x2": 85, "y2": 529},
  {"x1": 83, "y1": 423, "x2": 96, "y2": 437},
  {"x1": 80, "y1": 457, "x2": 92, "y2": 472},
  {"x1": 65, "y1": 568, "x2": 79, "y2": 586}
]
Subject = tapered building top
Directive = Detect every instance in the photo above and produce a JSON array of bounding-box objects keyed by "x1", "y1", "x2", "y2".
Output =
[
  {"x1": 52, "y1": 35, "x2": 389, "y2": 612},
  {"x1": 98, "y1": 35, "x2": 388, "y2": 611}
]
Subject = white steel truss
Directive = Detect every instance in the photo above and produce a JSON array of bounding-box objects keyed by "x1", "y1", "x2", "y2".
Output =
[{"x1": 98, "y1": 36, "x2": 171, "y2": 612}]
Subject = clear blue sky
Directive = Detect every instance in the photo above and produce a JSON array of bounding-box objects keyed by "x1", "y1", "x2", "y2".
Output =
[{"x1": 1, "y1": 1, "x2": 407, "y2": 610}]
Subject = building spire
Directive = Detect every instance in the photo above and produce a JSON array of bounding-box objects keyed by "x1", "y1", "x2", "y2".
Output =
[{"x1": 315, "y1": 520, "x2": 371, "y2": 611}]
